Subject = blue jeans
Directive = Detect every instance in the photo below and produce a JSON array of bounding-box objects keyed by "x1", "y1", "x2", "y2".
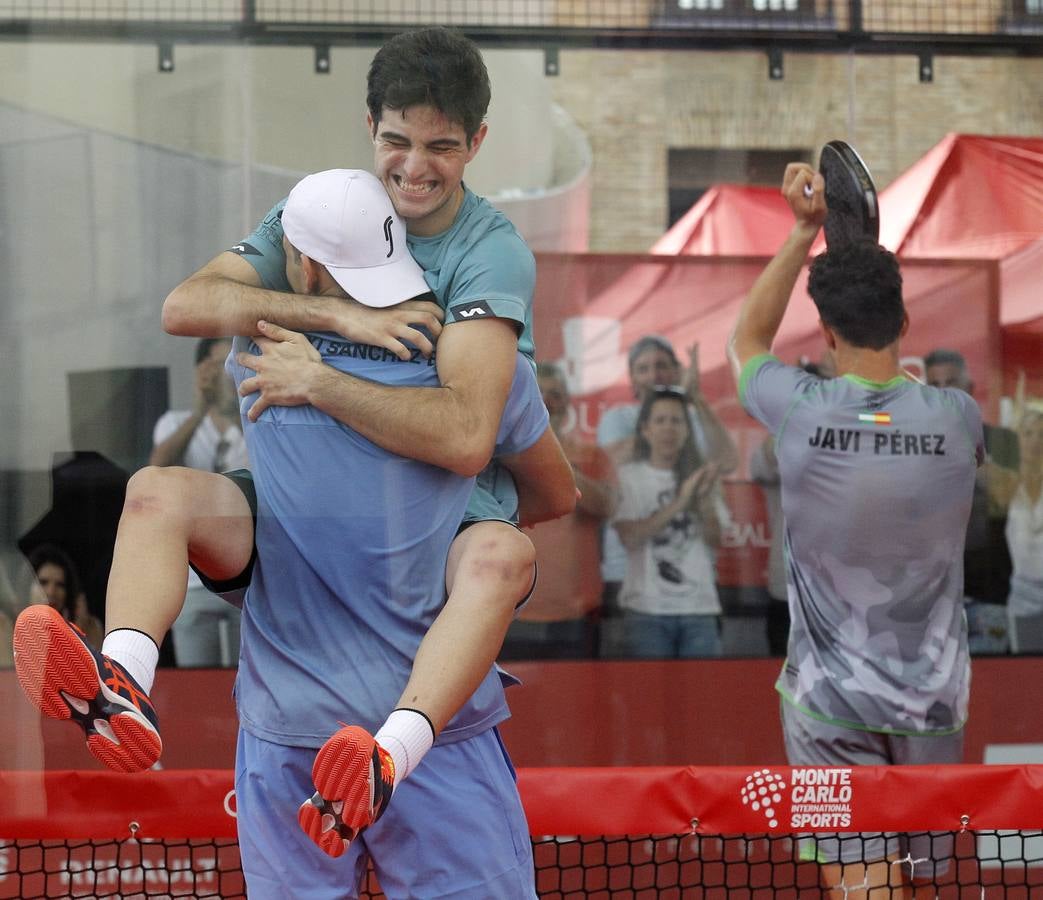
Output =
[{"x1": 620, "y1": 611, "x2": 722, "y2": 658}]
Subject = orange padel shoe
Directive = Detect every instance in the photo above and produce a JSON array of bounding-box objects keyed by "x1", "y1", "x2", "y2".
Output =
[
  {"x1": 13, "y1": 604, "x2": 161, "y2": 773},
  {"x1": 298, "y1": 724, "x2": 395, "y2": 858}
]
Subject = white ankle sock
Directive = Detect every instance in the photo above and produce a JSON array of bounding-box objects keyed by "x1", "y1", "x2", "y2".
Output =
[
  {"x1": 374, "y1": 708, "x2": 436, "y2": 789},
  {"x1": 101, "y1": 629, "x2": 160, "y2": 695}
]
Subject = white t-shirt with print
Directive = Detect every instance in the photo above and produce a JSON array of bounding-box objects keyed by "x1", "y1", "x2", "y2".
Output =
[{"x1": 613, "y1": 460, "x2": 722, "y2": 616}]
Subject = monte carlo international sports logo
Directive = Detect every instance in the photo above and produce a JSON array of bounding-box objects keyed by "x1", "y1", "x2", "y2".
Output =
[
  {"x1": 740, "y1": 769, "x2": 787, "y2": 829},
  {"x1": 741, "y1": 768, "x2": 855, "y2": 830}
]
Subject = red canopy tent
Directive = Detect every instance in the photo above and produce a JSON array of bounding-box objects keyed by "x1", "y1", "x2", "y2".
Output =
[
  {"x1": 875, "y1": 134, "x2": 1043, "y2": 396},
  {"x1": 648, "y1": 133, "x2": 1043, "y2": 396},
  {"x1": 650, "y1": 184, "x2": 792, "y2": 257}
]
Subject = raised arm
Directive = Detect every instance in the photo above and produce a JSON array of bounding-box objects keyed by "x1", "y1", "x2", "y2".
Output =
[
  {"x1": 727, "y1": 164, "x2": 826, "y2": 382},
  {"x1": 681, "y1": 343, "x2": 738, "y2": 474}
]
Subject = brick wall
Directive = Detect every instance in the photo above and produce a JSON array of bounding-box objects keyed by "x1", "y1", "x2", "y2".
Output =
[{"x1": 552, "y1": 50, "x2": 1043, "y2": 251}]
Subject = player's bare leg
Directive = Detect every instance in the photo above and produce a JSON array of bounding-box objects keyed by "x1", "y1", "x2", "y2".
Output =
[
  {"x1": 105, "y1": 466, "x2": 254, "y2": 644},
  {"x1": 300, "y1": 521, "x2": 536, "y2": 856},
  {"x1": 400, "y1": 521, "x2": 536, "y2": 733},
  {"x1": 13, "y1": 466, "x2": 254, "y2": 772}
]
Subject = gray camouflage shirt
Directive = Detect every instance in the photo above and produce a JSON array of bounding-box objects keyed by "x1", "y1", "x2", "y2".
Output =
[{"x1": 740, "y1": 355, "x2": 984, "y2": 734}]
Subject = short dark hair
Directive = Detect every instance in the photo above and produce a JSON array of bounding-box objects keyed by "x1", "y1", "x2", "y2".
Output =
[
  {"x1": 27, "y1": 543, "x2": 81, "y2": 609},
  {"x1": 195, "y1": 337, "x2": 228, "y2": 366},
  {"x1": 627, "y1": 335, "x2": 679, "y2": 371},
  {"x1": 367, "y1": 27, "x2": 491, "y2": 144},
  {"x1": 923, "y1": 348, "x2": 968, "y2": 372},
  {"x1": 807, "y1": 240, "x2": 904, "y2": 351}
]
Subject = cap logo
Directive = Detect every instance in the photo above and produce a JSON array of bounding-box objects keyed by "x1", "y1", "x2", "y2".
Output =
[{"x1": 282, "y1": 169, "x2": 428, "y2": 308}]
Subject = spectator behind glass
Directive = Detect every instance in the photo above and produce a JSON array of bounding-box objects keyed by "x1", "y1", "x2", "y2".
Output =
[
  {"x1": 596, "y1": 337, "x2": 737, "y2": 621},
  {"x1": 500, "y1": 363, "x2": 616, "y2": 660},
  {"x1": 611, "y1": 387, "x2": 727, "y2": 659},
  {"x1": 151, "y1": 337, "x2": 248, "y2": 667},
  {"x1": 751, "y1": 355, "x2": 835, "y2": 656},
  {"x1": 925, "y1": 348, "x2": 1019, "y2": 654},
  {"x1": 27, "y1": 543, "x2": 103, "y2": 650},
  {"x1": 986, "y1": 402, "x2": 1043, "y2": 653}
]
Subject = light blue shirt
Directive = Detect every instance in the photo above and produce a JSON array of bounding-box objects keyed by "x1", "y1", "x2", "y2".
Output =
[{"x1": 229, "y1": 339, "x2": 547, "y2": 748}]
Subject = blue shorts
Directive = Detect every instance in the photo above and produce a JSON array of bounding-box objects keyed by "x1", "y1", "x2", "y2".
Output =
[{"x1": 236, "y1": 727, "x2": 536, "y2": 899}]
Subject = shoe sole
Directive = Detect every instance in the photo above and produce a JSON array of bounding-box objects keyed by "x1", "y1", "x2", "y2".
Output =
[
  {"x1": 13, "y1": 606, "x2": 162, "y2": 773},
  {"x1": 298, "y1": 727, "x2": 377, "y2": 858}
]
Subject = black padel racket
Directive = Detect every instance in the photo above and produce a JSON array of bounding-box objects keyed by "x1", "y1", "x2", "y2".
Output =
[{"x1": 817, "y1": 140, "x2": 879, "y2": 247}]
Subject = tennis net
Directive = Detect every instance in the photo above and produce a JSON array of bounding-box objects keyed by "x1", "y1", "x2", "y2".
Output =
[{"x1": 3, "y1": 766, "x2": 1043, "y2": 898}]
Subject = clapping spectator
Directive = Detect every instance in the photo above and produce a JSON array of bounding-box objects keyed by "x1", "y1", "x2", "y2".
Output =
[
  {"x1": 597, "y1": 337, "x2": 737, "y2": 617},
  {"x1": 151, "y1": 338, "x2": 246, "y2": 471},
  {"x1": 611, "y1": 387, "x2": 727, "y2": 658}
]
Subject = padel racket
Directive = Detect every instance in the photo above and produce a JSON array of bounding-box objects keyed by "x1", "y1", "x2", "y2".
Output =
[{"x1": 816, "y1": 140, "x2": 879, "y2": 247}]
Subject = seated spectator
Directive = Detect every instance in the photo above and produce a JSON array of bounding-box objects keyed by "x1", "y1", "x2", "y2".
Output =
[
  {"x1": 925, "y1": 348, "x2": 1018, "y2": 654},
  {"x1": 501, "y1": 363, "x2": 616, "y2": 660},
  {"x1": 597, "y1": 337, "x2": 737, "y2": 619},
  {"x1": 611, "y1": 387, "x2": 727, "y2": 658},
  {"x1": 26, "y1": 543, "x2": 103, "y2": 649},
  {"x1": 151, "y1": 337, "x2": 248, "y2": 667},
  {"x1": 986, "y1": 401, "x2": 1043, "y2": 653}
]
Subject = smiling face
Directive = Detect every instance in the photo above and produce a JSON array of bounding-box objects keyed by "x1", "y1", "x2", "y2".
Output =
[{"x1": 369, "y1": 104, "x2": 486, "y2": 237}]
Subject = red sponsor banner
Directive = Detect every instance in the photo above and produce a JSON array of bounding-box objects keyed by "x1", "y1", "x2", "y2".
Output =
[
  {"x1": 6, "y1": 766, "x2": 1043, "y2": 842},
  {"x1": 0, "y1": 770, "x2": 237, "y2": 839},
  {"x1": 524, "y1": 765, "x2": 1043, "y2": 836},
  {"x1": 684, "y1": 765, "x2": 1043, "y2": 835}
]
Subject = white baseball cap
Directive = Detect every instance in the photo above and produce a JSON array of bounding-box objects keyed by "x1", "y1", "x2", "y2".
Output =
[{"x1": 281, "y1": 168, "x2": 431, "y2": 308}]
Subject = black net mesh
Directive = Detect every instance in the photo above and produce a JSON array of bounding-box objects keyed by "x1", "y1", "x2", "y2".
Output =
[
  {"x1": 4, "y1": 831, "x2": 1043, "y2": 898},
  {"x1": 0, "y1": 1, "x2": 1038, "y2": 38}
]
